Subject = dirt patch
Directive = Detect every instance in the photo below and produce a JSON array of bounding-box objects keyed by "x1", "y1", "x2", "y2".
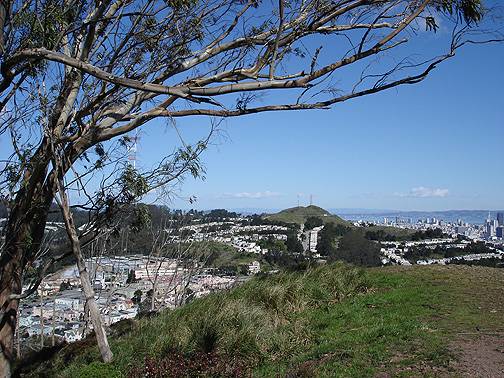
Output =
[
  {"x1": 450, "y1": 334, "x2": 504, "y2": 377},
  {"x1": 285, "y1": 352, "x2": 351, "y2": 377}
]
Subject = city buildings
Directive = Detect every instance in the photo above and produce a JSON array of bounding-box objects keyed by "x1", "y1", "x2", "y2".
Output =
[
  {"x1": 497, "y1": 227, "x2": 504, "y2": 238},
  {"x1": 497, "y1": 212, "x2": 504, "y2": 226}
]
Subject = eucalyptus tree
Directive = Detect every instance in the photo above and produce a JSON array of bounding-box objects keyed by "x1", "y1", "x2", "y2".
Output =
[{"x1": 0, "y1": 0, "x2": 501, "y2": 375}]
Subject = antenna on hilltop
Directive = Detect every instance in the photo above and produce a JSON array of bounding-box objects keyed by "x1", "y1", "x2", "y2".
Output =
[
  {"x1": 310, "y1": 194, "x2": 313, "y2": 206},
  {"x1": 297, "y1": 194, "x2": 300, "y2": 207},
  {"x1": 127, "y1": 133, "x2": 140, "y2": 169}
]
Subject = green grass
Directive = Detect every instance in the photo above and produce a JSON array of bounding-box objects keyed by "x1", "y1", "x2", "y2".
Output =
[
  {"x1": 254, "y1": 268, "x2": 450, "y2": 377},
  {"x1": 20, "y1": 264, "x2": 504, "y2": 377}
]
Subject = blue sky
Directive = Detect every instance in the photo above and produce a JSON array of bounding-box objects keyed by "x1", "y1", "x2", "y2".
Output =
[
  {"x1": 137, "y1": 39, "x2": 504, "y2": 212},
  {"x1": 1, "y1": 5, "x2": 503, "y2": 212}
]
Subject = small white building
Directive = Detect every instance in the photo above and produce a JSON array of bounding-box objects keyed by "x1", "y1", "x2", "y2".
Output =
[
  {"x1": 248, "y1": 261, "x2": 261, "y2": 275},
  {"x1": 63, "y1": 329, "x2": 83, "y2": 342}
]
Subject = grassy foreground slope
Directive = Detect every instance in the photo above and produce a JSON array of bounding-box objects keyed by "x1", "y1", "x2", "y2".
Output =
[
  {"x1": 20, "y1": 264, "x2": 504, "y2": 377},
  {"x1": 265, "y1": 205, "x2": 351, "y2": 227}
]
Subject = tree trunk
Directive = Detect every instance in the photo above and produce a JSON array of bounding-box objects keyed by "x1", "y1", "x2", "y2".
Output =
[
  {"x1": 0, "y1": 229, "x2": 28, "y2": 378},
  {"x1": 0, "y1": 141, "x2": 53, "y2": 377},
  {"x1": 75, "y1": 252, "x2": 113, "y2": 362},
  {"x1": 0, "y1": 264, "x2": 20, "y2": 378},
  {"x1": 55, "y1": 176, "x2": 113, "y2": 363}
]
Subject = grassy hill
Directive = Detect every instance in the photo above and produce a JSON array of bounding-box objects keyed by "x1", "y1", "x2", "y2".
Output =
[
  {"x1": 265, "y1": 205, "x2": 351, "y2": 227},
  {"x1": 266, "y1": 205, "x2": 416, "y2": 240},
  {"x1": 18, "y1": 264, "x2": 504, "y2": 377}
]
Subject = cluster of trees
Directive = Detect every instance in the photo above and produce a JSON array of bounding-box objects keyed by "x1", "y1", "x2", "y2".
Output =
[
  {"x1": 304, "y1": 216, "x2": 324, "y2": 230},
  {"x1": 404, "y1": 241, "x2": 497, "y2": 262},
  {"x1": 365, "y1": 228, "x2": 446, "y2": 242},
  {"x1": 317, "y1": 223, "x2": 352, "y2": 256},
  {"x1": 465, "y1": 241, "x2": 498, "y2": 254},
  {"x1": 262, "y1": 250, "x2": 311, "y2": 271},
  {"x1": 316, "y1": 224, "x2": 380, "y2": 267},
  {"x1": 255, "y1": 231, "x2": 303, "y2": 255},
  {"x1": 258, "y1": 237, "x2": 287, "y2": 253},
  {"x1": 404, "y1": 245, "x2": 464, "y2": 261},
  {"x1": 327, "y1": 231, "x2": 382, "y2": 267},
  {"x1": 410, "y1": 229, "x2": 446, "y2": 241},
  {"x1": 448, "y1": 258, "x2": 504, "y2": 268},
  {"x1": 286, "y1": 234, "x2": 303, "y2": 253},
  {"x1": 365, "y1": 229, "x2": 401, "y2": 242},
  {"x1": 203, "y1": 209, "x2": 239, "y2": 220}
]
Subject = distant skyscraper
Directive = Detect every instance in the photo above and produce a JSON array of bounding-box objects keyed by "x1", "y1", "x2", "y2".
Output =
[
  {"x1": 497, "y1": 212, "x2": 504, "y2": 226},
  {"x1": 485, "y1": 219, "x2": 497, "y2": 238},
  {"x1": 497, "y1": 226, "x2": 504, "y2": 238}
]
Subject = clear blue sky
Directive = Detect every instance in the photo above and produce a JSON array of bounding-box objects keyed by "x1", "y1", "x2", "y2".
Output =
[
  {"x1": 1, "y1": 7, "x2": 503, "y2": 212},
  {"x1": 137, "y1": 39, "x2": 504, "y2": 212}
]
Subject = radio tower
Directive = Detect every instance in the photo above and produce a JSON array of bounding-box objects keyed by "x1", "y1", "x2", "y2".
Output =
[
  {"x1": 127, "y1": 134, "x2": 139, "y2": 169},
  {"x1": 309, "y1": 194, "x2": 313, "y2": 206}
]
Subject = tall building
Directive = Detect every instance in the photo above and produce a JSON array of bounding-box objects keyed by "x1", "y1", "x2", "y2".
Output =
[
  {"x1": 497, "y1": 212, "x2": 504, "y2": 226},
  {"x1": 497, "y1": 226, "x2": 504, "y2": 238},
  {"x1": 485, "y1": 218, "x2": 497, "y2": 238},
  {"x1": 485, "y1": 222, "x2": 494, "y2": 238}
]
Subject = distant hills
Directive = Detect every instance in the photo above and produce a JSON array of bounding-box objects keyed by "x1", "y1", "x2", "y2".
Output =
[
  {"x1": 264, "y1": 205, "x2": 351, "y2": 227},
  {"x1": 227, "y1": 207, "x2": 504, "y2": 225},
  {"x1": 335, "y1": 209, "x2": 504, "y2": 225}
]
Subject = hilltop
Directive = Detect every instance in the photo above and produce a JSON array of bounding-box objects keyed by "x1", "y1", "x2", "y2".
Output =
[
  {"x1": 18, "y1": 264, "x2": 504, "y2": 377},
  {"x1": 264, "y1": 205, "x2": 351, "y2": 227}
]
